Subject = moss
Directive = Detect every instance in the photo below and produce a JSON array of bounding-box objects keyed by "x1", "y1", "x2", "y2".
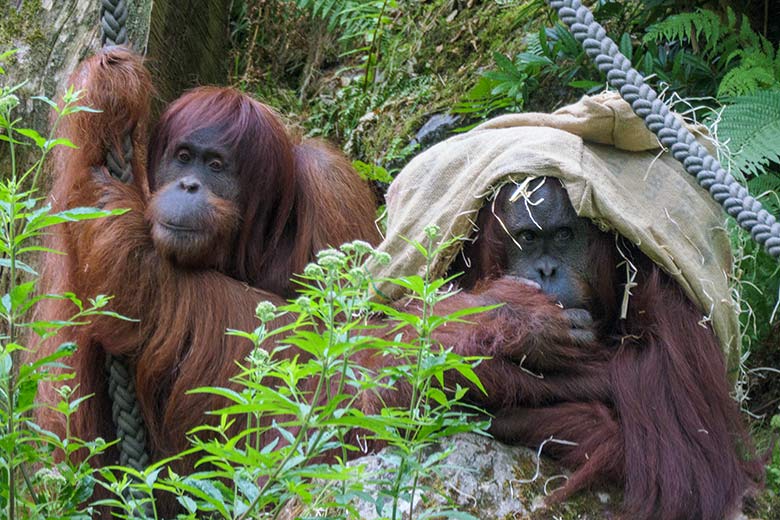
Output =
[
  {"x1": 744, "y1": 488, "x2": 780, "y2": 519},
  {"x1": 340, "y1": 1, "x2": 543, "y2": 165},
  {"x1": 0, "y1": 2, "x2": 44, "y2": 50}
]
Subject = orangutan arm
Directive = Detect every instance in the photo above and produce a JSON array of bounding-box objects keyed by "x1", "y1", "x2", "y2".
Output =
[
  {"x1": 45, "y1": 47, "x2": 157, "y2": 354},
  {"x1": 355, "y1": 277, "x2": 611, "y2": 413}
]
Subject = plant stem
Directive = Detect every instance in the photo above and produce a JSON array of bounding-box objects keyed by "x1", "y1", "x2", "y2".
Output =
[
  {"x1": 26, "y1": 109, "x2": 65, "y2": 193},
  {"x1": 5, "y1": 173, "x2": 19, "y2": 520},
  {"x1": 362, "y1": 0, "x2": 390, "y2": 94},
  {"x1": 390, "y1": 456, "x2": 407, "y2": 520},
  {"x1": 243, "y1": 348, "x2": 331, "y2": 520}
]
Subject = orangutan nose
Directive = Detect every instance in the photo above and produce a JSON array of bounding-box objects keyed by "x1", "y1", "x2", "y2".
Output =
[{"x1": 178, "y1": 176, "x2": 201, "y2": 194}]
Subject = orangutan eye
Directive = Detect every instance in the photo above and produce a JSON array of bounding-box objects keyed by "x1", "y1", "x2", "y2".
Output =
[
  {"x1": 519, "y1": 230, "x2": 536, "y2": 242},
  {"x1": 176, "y1": 149, "x2": 191, "y2": 163},
  {"x1": 555, "y1": 227, "x2": 573, "y2": 241},
  {"x1": 208, "y1": 159, "x2": 223, "y2": 172}
]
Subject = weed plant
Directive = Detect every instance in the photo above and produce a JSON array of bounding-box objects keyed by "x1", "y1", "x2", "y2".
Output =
[
  {"x1": 0, "y1": 48, "x2": 494, "y2": 517},
  {"x1": 97, "y1": 230, "x2": 491, "y2": 519}
]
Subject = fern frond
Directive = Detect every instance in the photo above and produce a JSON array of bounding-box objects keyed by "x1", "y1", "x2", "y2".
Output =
[
  {"x1": 748, "y1": 173, "x2": 780, "y2": 192},
  {"x1": 644, "y1": 8, "x2": 726, "y2": 52},
  {"x1": 748, "y1": 174, "x2": 780, "y2": 214},
  {"x1": 293, "y1": 0, "x2": 389, "y2": 44},
  {"x1": 719, "y1": 66, "x2": 778, "y2": 97},
  {"x1": 524, "y1": 32, "x2": 543, "y2": 57},
  {"x1": 718, "y1": 91, "x2": 780, "y2": 177}
]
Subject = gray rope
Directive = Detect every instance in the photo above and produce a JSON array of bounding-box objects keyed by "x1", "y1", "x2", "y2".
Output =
[
  {"x1": 548, "y1": 0, "x2": 780, "y2": 259},
  {"x1": 100, "y1": 0, "x2": 129, "y2": 46},
  {"x1": 105, "y1": 354, "x2": 149, "y2": 471},
  {"x1": 98, "y1": 1, "x2": 152, "y2": 515},
  {"x1": 106, "y1": 133, "x2": 134, "y2": 184}
]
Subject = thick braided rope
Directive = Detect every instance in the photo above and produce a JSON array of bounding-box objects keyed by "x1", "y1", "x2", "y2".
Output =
[
  {"x1": 100, "y1": 0, "x2": 129, "y2": 46},
  {"x1": 106, "y1": 133, "x2": 134, "y2": 184},
  {"x1": 98, "y1": 1, "x2": 152, "y2": 514},
  {"x1": 549, "y1": 0, "x2": 780, "y2": 259},
  {"x1": 103, "y1": 149, "x2": 151, "y2": 516},
  {"x1": 105, "y1": 355, "x2": 149, "y2": 471}
]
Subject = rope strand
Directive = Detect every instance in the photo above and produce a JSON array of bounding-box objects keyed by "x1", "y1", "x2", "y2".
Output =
[
  {"x1": 549, "y1": 0, "x2": 780, "y2": 259},
  {"x1": 100, "y1": 0, "x2": 129, "y2": 46}
]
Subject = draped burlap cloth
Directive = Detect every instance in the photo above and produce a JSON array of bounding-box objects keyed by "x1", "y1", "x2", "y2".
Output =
[{"x1": 370, "y1": 92, "x2": 739, "y2": 364}]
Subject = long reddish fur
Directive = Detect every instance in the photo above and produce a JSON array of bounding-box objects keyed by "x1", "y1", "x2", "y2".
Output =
[
  {"x1": 466, "y1": 194, "x2": 763, "y2": 520},
  {"x1": 34, "y1": 47, "x2": 759, "y2": 520},
  {"x1": 33, "y1": 47, "x2": 382, "y2": 464},
  {"x1": 33, "y1": 50, "x2": 609, "y2": 513}
]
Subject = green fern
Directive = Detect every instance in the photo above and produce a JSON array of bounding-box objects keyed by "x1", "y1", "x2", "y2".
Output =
[
  {"x1": 644, "y1": 8, "x2": 733, "y2": 53},
  {"x1": 294, "y1": 0, "x2": 392, "y2": 43},
  {"x1": 718, "y1": 91, "x2": 780, "y2": 177},
  {"x1": 747, "y1": 174, "x2": 780, "y2": 214},
  {"x1": 646, "y1": 7, "x2": 779, "y2": 98},
  {"x1": 524, "y1": 31, "x2": 544, "y2": 57},
  {"x1": 718, "y1": 41, "x2": 780, "y2": 96},
  {"x1": 719, "y1": 65, "x2": 777, "y2": 97}
]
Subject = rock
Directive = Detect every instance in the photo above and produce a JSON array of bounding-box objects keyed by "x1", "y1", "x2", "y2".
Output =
[
  {"x1": 409, "y1": 112, "x2": 462, "y2": 150},
  {"x1": 338, "y1": 433, "x2": 619, "y2": 519}
]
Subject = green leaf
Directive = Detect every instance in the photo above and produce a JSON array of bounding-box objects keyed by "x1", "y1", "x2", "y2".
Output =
[
  {"x1": 16, "y1": 377, "x2": 38, "y2": 412},
  {"x1": 62, "y1": 105, "x2": 101, "y2": 115},
  {"x1": 177, "y1": 495, "x2": 198, "y2": 513},
  {"x1": 516, "y1": 52, "x2": 552, "y2": 66},
  {"x1": 44, "y1": 137, "x2": 79, "y2": 151},
  {"x1": 14, "y1": 127, "x2": 46, "y2": 148},
  {"x1": 0, "y1": 133, "x2": 27, "y2": 145},
  {"x1": 0, "y1": 350, "x2": 15, "y2": 378},
  {"x1": 352, "y1": 160, "x2": 392, "y2": 182},
  {"x1": 9, "y1": 280, "x2": 36, "y2": 312},
  {"x1": 145, "y1": 467, "x2": 163, "y2": 489},
  {"x1": 492, "y1": 52, "x2": 516, "y2": 74},
  {"x1": 717, "y1": 91, "x2": 780, "y2": 176},
  {"x1": 177, "y1": 477, "x2": 229, "y2": 517},
  {"x1": 453, "y1": 364, "x2": 486, "y2": 394},
  {"x1": 0, "y1": 49, "x2": 18, "y2": 62},
  {"x1": 0, "y1": 258, "x2": 37, "y2": 275},
  {"x1": 569, "y1": 79, "x2": 603, "y2": 90},
  {"x1": 31, "y1": 95, "x2": 58, "y2": 110},
  {"x1": 52, "y1": 206, "x2": 129, "y2": 222},
  {"x1": 619, "y1": 32, "x2": 633, "y2": 61}
]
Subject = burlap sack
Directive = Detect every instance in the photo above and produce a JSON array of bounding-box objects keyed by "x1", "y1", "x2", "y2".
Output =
[{"x1": 370, "y1": 92, "x2": 739, "y2": 364}]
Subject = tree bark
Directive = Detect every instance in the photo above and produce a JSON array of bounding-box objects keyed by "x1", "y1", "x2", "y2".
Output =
[{"x1": 0, "y1": 0, "x2": 231, "y2": 176}]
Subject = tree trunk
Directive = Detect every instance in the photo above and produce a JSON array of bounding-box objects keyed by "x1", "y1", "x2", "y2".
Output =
[{"x1": 0, "y1": 0, "x2": 231, "y2": 176}]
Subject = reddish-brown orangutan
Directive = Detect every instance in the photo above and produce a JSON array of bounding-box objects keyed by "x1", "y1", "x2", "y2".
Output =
[
  {"x1": 448, "y1": 177, "x2": 762, "y2": 520},
  {"x1": 34, "y1": 49, "x2": 613, "y2": 514},
  {"x1": 33, "y1": 46, "x2": 383, "y2": 467},
  {"x1": 35, "y1": 48, "x2": 758, "y2": 520}
]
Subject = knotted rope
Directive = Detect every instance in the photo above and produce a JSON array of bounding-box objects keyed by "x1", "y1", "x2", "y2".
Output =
[
  {"x1": 106, "y1": 132, "x2": 134, "y2": 184},
  {"x1": 548, "y1": 0, "x2": 780, "y2": 259},
  {"x1": 105, "y1": 354, "x2": 149, "y2": 470}
]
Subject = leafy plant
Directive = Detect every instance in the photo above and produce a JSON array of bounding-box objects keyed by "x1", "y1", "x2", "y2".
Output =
[
  {"x1": 453, "y1": 22, "x2": 602, "y2": 123},
  {"x1": 715, "y1": 91, "x2": 780, "y2": 177},
  {"x1": 295, "y1": 0, "x2": 396, "y2": 94},
  {"x1": 352, "y1": 159, "x2": 392, "y2": 183},
  {"x1": 95, "y1": 233, "x2": 490, "y2": 519},
  {"x1": 767, "y1": 414, "x2": 780, "y2": 492},
  {"x1": 0, "y1": 49, "x2": 129, "y2": 520},
  {"x1": 712, "y1": 92, "x2": 780, "y2": 354},
  {"x1": 644, "y1": 7, "x2": 780, "y2": 97}
]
